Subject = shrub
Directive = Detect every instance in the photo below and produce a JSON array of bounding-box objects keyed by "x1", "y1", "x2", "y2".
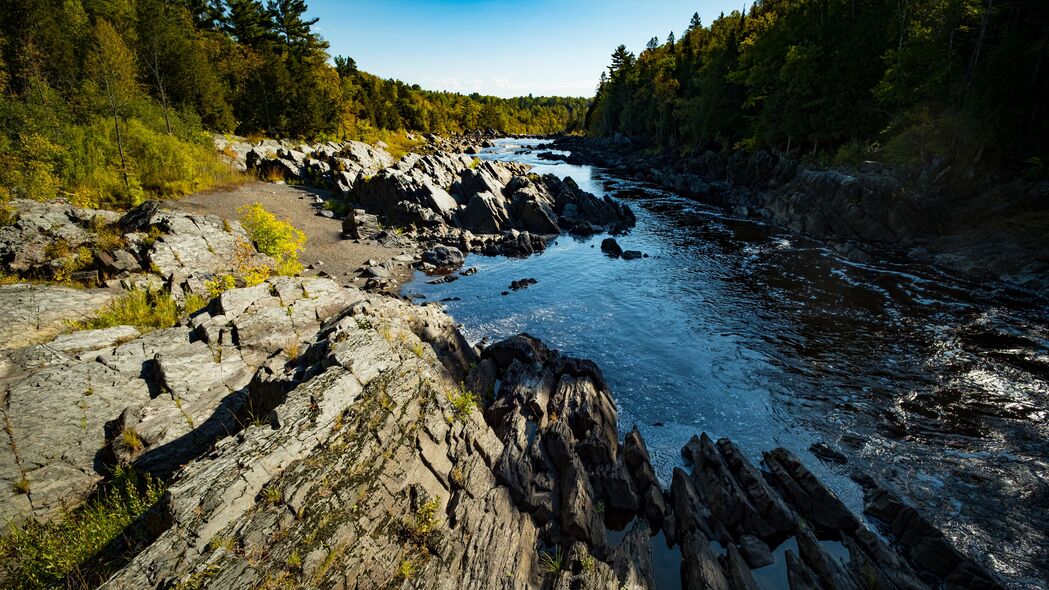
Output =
[
  {"x1": 237, "y1": 203, "x2": 306, "y2": 276},
  {"x1": 51, "y1": 246, "x2": 95, "y2": 283},
  {"x1": 402, "y1": 496, "x2": 442, "y2": 548},
  {"x1": 448, "y1": 383, "x2": 481, "y2": 420},
  {"x1": 120, "y1": 427, "x2": 144, "y2": 453},
  {"x1": 0, "y1": 201, "x2": 18, "y2": 226},
  {"x1": 0, "y1": 466, "x2": 164, "y2": 589},
  {"x1": 204, "y1": 274, "x2": 236, "y2": 299}
]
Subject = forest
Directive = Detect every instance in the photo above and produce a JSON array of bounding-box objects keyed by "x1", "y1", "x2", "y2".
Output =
[
  {"x1": 587, "y1": 0, "x2": 1049, "y2": 176},
  {"x1": 0, "y1": 0, "x2": 588, "y2": 209}
]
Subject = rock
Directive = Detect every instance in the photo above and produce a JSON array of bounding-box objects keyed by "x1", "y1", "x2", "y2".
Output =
[
  {"x1": 737, "y1": 534, "x2": 774, "y2": 568},
  {"x1": 145, "y1": 210, "x2": 274, "y2": 295},
  {"x1": 509, "y1": 278, "x2": 537, "y2": 291},
  {"x1": 99, "y1": 286, "x2": 544, "y2": 590},
  {"x1": 0, "y1": 284, "x2": 117, "y2": 351},
  {"x1": 763, "y1": 447, "x2": 859, "y2": 532},
  {"x1": 361, "y1": 264, "x2": 390, "y2": 279},
  {"x1": 681, "y1": 530, "x2": 731, "y2": 590},
  {"x1": 809, "y1": 442, "x2": 849, "y2": 465},
  {"x1": 601, "y1": 238, "x2": 623, "y2": 257},
  {"x1": 341, "y1": 209, "x2": 361, "y2": 239},
  {"x1": 621, "y1": 250, "x2": 644, "y2": 260},
  {"x1": 119, "y1": 201, "x2": 162, "y2": 231},
  {"x1": 495, "y1": 231, "x2": 546, "y2": 258},
  {"x1": 460, "y1": 191, "x2": 511, "y2": 234},
  {"x1": 421, "y1": 245, "x2": 465, "y2": 271},
  {"x1": 97, "y1": 249, "x2": 141, "y2": 276},
  {"x1": 451, "y1": 166, "x2": 505, "y2": 202}
]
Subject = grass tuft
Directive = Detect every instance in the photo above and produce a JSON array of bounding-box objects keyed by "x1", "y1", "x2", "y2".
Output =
[
  {"x1": 12, "y1": 476, "x2": 31, "y2": 495},
  {"x1": 0, "y1": 466, "x2": 165, "y2": 589},
  {"x1": 68, "y1": 289, "x2": 184, "y2": 332}
]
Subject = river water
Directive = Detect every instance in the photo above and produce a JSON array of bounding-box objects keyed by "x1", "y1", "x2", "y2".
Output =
[{"x1": 402, "y1": 138, "x2": 1048, "y2": 588}]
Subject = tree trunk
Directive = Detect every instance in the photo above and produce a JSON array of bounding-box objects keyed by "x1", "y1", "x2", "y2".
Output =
[
  {"x1": 966, "y1": 0, "x2": 994, "y2": 95},
  {"x1": 104, "y1": 76, "x2": 130, "y2": 196},
  {"x1": 151, "y1": 44, "x2": 172, "y2": 135}
]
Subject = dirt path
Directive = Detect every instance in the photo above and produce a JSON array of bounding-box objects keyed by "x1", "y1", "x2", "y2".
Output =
[{"x1": 172, "y1": 181, "x2": 414, "y2": 287}]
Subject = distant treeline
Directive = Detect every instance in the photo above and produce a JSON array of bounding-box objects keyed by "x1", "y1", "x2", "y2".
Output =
[
  {"x1": 587, "y1": 0, "x2": 1048, "y2": 175},
  {"x1": 0, "y1": 0, "x2": 587, "y2": 208}
]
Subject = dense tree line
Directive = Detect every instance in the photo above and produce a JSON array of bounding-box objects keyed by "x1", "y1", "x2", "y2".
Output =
[
  {"x1": 588, "y1": 0, "x2": 1048, "y2": 175},
  {"x1": 0, "y1": 0, "x2": 587, "y2": 208}
]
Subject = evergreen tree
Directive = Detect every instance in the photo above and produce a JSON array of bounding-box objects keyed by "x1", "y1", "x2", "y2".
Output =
[
  {"x1": 688, "y1": 12, "x2": 702, "y2": 32},
  {"x1": 224, "y1": 0, "x2": 274, "y2": 48},
  {"x1": 267, "y1": 0, "x2": 326, "y2": 52}
]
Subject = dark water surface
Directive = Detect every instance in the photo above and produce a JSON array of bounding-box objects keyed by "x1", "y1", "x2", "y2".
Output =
[{"x1": 403, "y1": 139, "x2": 1049, "y2": 588}]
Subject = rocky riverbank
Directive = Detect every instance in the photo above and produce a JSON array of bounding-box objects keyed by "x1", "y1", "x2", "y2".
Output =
[
  {"x1": 0, "y1": 136, "x2": 1007, "y2": 589},
  {"x1": 215, "y1": 135, "x2": 635, "y2": 291},
  {"x1": 551, "y1": 136, "x2": 1049, "y2": 299}
]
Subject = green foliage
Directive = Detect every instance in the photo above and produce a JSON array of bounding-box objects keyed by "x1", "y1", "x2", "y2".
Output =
[
  {"x1": 589, "y1": 0, "x2": 1049, "y2": 174},
  {"x1": 69, "y1": 288, "x2": 197, "y2": 332},
  {"x1": 12, "y1": 477, "x2": 31, "y2": 495},
  {"x1": 448, "y1": 383, "x2": 481, "y2": 420},
  {"x1": 0, "y1": 0, "x2": 586, "y2": 212},
  {"x1": 539, "y1": 546, "x2": 564, "y2": 575},
  {"x1": 204, "y1": 274, "x2": 237, "y2": 298},
  {"x1": 402, "y1": 496, "x2": 442, "y2": 547},
  {"x1": 261, "y1": 486, "x2": 282, "y2": 505},
  {"x1": 237, "y1": 203, "x2": 306, "y2": 276},
  {"x1": 0, "y1": 466, "x2": 165, "y2": 590}
]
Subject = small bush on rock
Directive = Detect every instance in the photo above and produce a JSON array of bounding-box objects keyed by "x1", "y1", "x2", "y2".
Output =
[
  {"x1": 237, "y1": 203, "x2": 306, "y2": 276},
  {"x1": 448, "y1": 383, "x2": 481, "y2": 420}
]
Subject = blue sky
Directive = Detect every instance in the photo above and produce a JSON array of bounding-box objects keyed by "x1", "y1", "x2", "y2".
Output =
[{"x1": 307, "y1": 1, "x2": 743, "y2": 98}]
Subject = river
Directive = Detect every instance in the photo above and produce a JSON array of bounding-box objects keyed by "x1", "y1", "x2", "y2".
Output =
[{"x1": 402, "y1": 138, "x2": 1048, "y2": 588}]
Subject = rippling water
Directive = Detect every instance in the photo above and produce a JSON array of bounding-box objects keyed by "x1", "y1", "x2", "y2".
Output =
[{"x1": 403, "y1": 139, "x2": 1049, "y2": 588}]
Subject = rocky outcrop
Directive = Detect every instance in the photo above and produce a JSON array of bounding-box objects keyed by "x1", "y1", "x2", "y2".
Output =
[
  {"x1": 0, "y1": 198, "x2": 274, "y2": 298},
  {"x1": 0, "y1": 278, "x2": 1002, "y2": 589},
  {"x1": 234, "y1": 137, "x2": 395, "y2": 194},
  {"x1": 99, "y1": 281, "x2": 541, "y2": 589},
  {"x1": 0, "y1": 276, "x2": 348, "y2": 528},
  {"x1": 0, "y1": 284, "x2": 119, "y2": 350},
  {"x1": 556, "y1": 136, "x2": 1049, "y2": 298},
  {"x1": 228, "y1": 134, "x2": 635, "y2": 275},
  {"x1": 135, "y1": 203, "x2": 275, "y2": 297},
  {"x1": 0, "y1": 199, "x2": 122, "y2": 280}
]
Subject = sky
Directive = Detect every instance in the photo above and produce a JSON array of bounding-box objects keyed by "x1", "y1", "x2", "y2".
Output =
[{"x1": 307, "y1": 1, "x2": 744, "y2": 98}]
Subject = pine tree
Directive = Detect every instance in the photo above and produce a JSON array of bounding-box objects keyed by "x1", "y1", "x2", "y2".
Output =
[
  {"x1": 609, "y1": 45, "x2": 635, "y2": 76},
  {"x1": 224, "y1": 0, "x2": 274, "y2": 48},
  {"x1": 688, "y1": 12, "x2": 702, "y2": 32},
  {"x1": 267, "y1": 0, "x2": 327, "y2": 52}
]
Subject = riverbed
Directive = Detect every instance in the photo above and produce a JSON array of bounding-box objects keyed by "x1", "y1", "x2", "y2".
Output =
[{"x1": 403, "y1": 138, "x2": 1048, "y2": 588}]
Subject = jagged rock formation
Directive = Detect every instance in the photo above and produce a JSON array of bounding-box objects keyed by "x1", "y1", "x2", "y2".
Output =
[
  {"x1": 225, "y1": 136, "x2": 636, "y2": 274},
  {"x1": 21, "y1": 323, "x2": 994, "y2": 589},
  {"x1": 0, "y1": 276, "x2": 346, "y2": 527},
  {"x1": 555, "y1": 136, "x2": 1049, "y2": 297}
]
